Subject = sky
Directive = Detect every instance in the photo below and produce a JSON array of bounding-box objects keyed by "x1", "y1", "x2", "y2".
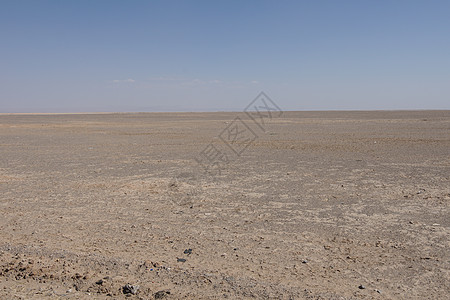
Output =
[{"x1": 1, "y1": 0, "x2": 449, "y2": 112}]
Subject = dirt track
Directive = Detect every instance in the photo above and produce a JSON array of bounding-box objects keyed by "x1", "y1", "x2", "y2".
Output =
[{"x1": 0, "y1": 111, "x2": 449, "y2": 299}]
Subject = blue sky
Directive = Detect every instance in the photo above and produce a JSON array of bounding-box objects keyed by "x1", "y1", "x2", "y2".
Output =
[{"x1": 1, "y1": 0, "x2": 449, "y2": 112}]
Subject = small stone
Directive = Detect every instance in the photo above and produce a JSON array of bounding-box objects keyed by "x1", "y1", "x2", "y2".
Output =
[
  {"x1": 302, "y1": 260, "x2": 308, "y2": 264},
  {"x1": 375, "y1": 289, "x2": 381, "y2": 294},
  {"x1": 358, "y1": 285, "x2": 366, "y2": 289},
  {"x1": 122, "y1": 284, "x2": 139, "y2": 295},
  {"x1": 183, "y1": 248, "x2": 192, "y2": 255},
  {"x1": 177, "y1": 258, "x2": 186, "y2": 263},
  {"x1": 154, "y1": 290, "x2": 171, "y2": 299},
  {"x1": 95, "y1": 279, "x2": 103, "y2": 285}
]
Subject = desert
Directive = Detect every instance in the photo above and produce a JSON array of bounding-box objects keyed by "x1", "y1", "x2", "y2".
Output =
[{"x1": 0, "y1": 110, "x2": 449, "y2": 299}]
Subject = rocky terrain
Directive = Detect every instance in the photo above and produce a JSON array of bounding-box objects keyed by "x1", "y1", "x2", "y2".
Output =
[{"x1": 0, "y1": 111, "x2": 449, "y2": 299}]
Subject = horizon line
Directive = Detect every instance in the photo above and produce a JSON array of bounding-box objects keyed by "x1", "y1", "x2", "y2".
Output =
[{"x1": 1, "y1": 109, "x2": 450, "y2": 116}]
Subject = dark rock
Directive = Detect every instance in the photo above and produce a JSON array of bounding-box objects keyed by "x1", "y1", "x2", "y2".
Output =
[
  {"x1": 154, "y1": 290, "x2": 171, "y2": 299},
  {"x1": 122, "y1": 284, "x2": 139, "y2": 295},
  {"x1": 183, "y1": 248, "x2": 192, "y2": 255},
  {"x1": 177, "y1": 258, "x2": 186, "y2": 263},
  {"x1": 358, "y1": 285, "x2": 366, "y2": 289}
]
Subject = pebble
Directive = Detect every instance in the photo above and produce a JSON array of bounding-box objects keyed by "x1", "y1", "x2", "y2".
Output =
[
  {"x1": 122, "y1": 284, "x2": 139, "y2": 295},
  {"x1": 358, "y1": 285, "x2": 366, "y2": 289},
  {"x1": 302, "y1": 260, "x2": 308, "y2": 264},
  {"x1": 154, "y1": 290, "x2": 171, "y2": 299},
  {"x1": 177, "y1": 258, "x2": 186, "y2": 263},
  {"x1": 184, "y1": 248, "x2": 192, "y2": 255}
]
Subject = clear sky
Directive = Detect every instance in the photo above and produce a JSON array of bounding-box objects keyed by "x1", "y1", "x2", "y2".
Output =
[{"x1": 1, "y1": 0, "x2": 449, "y2": 112}]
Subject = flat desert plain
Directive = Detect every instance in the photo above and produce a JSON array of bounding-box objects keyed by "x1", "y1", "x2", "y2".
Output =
[{"x1": 0, "y1": 111, "x2": 449, "y2": 299}]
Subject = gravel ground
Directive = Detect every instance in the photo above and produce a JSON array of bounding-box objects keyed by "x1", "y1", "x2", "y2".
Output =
[{"x1": 0, "y1": 111, "x2": 449, "y2": 299}]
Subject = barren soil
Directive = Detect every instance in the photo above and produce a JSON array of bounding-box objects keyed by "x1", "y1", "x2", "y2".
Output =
[{"x1": 0, "y1": 111, "x2": 449, "y2": 299}]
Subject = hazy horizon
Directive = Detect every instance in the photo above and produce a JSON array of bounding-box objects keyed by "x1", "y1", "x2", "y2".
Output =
[{"x1": 2, "y1": 108, "x2": 450, "y2": 115}]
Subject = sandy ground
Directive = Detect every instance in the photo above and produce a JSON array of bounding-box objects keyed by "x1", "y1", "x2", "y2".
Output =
[{"x1": 0, "y1": 111, "x2": 449, "y2": 299}]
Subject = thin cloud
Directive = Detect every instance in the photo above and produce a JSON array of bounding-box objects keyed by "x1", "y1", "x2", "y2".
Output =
[
  {"x1": 148, "y1": 76, "x2": 182, "y2": 81},
  {"x1": 147, "y1": 77, "x2": 227, "y2": 86},
  {"x1": 112, "y1": 78, "x2": 135, "y2": 83}
]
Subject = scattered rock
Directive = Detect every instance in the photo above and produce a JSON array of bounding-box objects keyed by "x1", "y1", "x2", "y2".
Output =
[
  {"x1": 154, "y1": 290, "x2": 171, "y2": 299},
  {"x1": 177, "y1": 258, "x2": 186, "y2": 263},
  {"x1": 358, "y1": 285, "x2": 366, "y2": 289},
  {"x1": 375, "y1": 289, "x2": 382, "y2": 294},
  {"x1": 302, "y1": 260, "x2": 308, "y2": 264},
  {"x1": 122, "y1": 284, "x2": 139, "y2": 295},
  {"x1": 183, "y1": 248, "x2": 192, "y2": 255},
  {"x1": 95, "y1": 279, "x2": 104, "y2": 285}
]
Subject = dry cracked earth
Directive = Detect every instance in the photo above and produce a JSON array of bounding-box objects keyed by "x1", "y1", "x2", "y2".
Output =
[{"x1": 0, "y1": 111, "x2": 449, "y2": 299}]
